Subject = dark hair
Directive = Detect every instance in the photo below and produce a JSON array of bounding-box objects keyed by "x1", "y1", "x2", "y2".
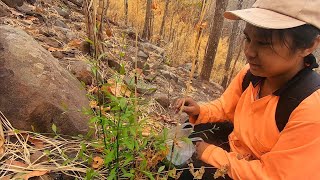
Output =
[
  {"x1": 255, "y1": 24, "x2": 320, "y2": 68},
  {"x1": 255, "y1": 24, "x2": 320, "y2": 52}
]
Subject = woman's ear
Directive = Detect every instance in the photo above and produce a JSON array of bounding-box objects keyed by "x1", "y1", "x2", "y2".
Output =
[{"x1": 301, "y1": 35, "x2": 320, "y2": 57}]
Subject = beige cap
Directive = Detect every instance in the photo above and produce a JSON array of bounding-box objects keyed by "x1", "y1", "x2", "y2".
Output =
[{"x1": 224, "y1": 0, "x2": 320, "y2": 29}]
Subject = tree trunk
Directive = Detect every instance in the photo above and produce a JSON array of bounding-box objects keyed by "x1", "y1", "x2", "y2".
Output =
[
  {"x1": 200, "y1": 0, "x2": 229, "y2": 81},
  {"x1": 142, "y1": 0, "x2": 153, "y2": 40},
  {"x1": 159, "y1": 0, "x2": 170, "y2": 38},
  {"x1": 228, "y1": 38, "x2": 245, "y2": 86},
  {"x1": 221, "y1": 0, "x2": 243, "y2": 88},
  {"x1": 124, "y1": 0, "x2": 128, "y2": 25}
]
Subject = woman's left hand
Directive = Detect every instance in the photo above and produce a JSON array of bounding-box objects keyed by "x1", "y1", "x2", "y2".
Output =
[{"x1": 195, "y1": 141, "x2": 211, "y2": 159}]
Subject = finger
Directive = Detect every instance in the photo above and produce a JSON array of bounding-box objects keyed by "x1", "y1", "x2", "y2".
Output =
[
  {"x1": 196, "y1": 141, "x2": 201, "y2": 147},
  {"x1": 182, "y1": 106, "x2": 197, "y2": 115},
  {"x1": 174, "y1": 99, "x2": 184, "y2": 108}
]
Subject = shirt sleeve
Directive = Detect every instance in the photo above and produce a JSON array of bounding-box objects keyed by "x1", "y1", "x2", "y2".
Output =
[
  {"x1": 200, "y1": 90, "x2": 320, "y2": 180},
  {"x1": 189, "y1": 65, "x2": 249, "y2": 124}
]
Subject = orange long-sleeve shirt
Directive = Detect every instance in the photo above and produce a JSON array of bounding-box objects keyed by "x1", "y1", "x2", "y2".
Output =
[{"x1": 190, "y1": 65, "x2": 320, "y2": 179}]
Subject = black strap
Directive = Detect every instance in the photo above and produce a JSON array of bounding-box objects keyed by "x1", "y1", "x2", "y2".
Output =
[
  {"x1": 242, "y1": 68, "x2": 320, "y2": 132},
  {"x1": 241, "y1": 70, "x2": 262, "y2": 91}
]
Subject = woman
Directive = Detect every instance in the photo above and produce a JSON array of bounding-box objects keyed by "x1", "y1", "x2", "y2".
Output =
[{"x1": 175, "y1": 0, "x2": 320, "y2": 179}]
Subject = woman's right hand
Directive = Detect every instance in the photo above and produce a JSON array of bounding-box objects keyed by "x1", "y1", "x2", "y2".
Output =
[{"x1": 174, "y1": 97, "x2": 200, "y2": 120}]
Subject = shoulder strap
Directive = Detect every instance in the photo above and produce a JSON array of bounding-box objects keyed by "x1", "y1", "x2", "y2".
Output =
[
  {"x1": 275, "y1": 68, "x2": 320, "y2": 131},
  {"x1": 242, "y1": 69, "x2": 320, "y2": 132},
  {"x1": 242, "y1": 70, "x2": 262, "y2": 91},
  {"x1": 242, "y1": 70, "x2": 252, "y2": 92}
]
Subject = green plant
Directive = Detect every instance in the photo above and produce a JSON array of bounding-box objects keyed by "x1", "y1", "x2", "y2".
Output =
[{"x1": 85, "y1": 59, "x2": 169, "y2": 179}]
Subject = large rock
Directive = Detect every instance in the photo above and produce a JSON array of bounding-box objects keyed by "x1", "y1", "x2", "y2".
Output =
[
  {"x1": 0, "y1": 25, "x2": 90, "y2": 135},
  {"x1": 1, "y1": 0, "x2": 23, "y2": 8},
  {"x1": 0, "y1": 1, "x2": 10, "y2": 17}
]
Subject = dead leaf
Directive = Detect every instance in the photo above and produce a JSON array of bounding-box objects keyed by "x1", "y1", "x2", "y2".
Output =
[
  {"x1": 29, "y1": 138, "x2": 44, "y2": 149},
  {"x1": 135, "y1": 68, "x2": 144, "y2": 77},
  {"x1": 188, "y1": 163, "x2": 205, "y2": 179},
  {"x1": 214, "y1": 164, "x2": 229, "y2": 179},
  {"x1": 88, "y1": 86, "x2": 98, "y2": 93},
  {"x1": 193, "y1": 166, "x2": 205, "y2": 179},
  {"x1": 89, "y1": 101, "x2": 98, "y2": 109},
  {"x1": 21, "y1": 133, "x2": 44, "y2": 149},
  {"x1": 92, "y1": 156, "x2": 104, "y2": 169},
  {"x1": 106, "y1": 27, "x2": 113, "y2": 37},
  {"x1": 168, "y1": 167, "x2": 177, "y2": 178},
  {"x1": 26, "y1": 16, "x2": 38, "y2": 22},
  {"x1": 200, "y1": 22, "x2": 208, "y2": 29},
  {"x1": 68, "y1": 39, "x2": 82, "y2": 48},
  {"x1": 23, "y1": 170, "x2": 48, "y2": 180},
  {"x1": 152, "y1": 1, "x2": 158, "y2": 10},
  {"x1": 107, "y1": 79, "x2": 131, "y2": 97},
  {"x1": 142, "y1": 132, "x2": 150, "y2": 137},
  {"x1": 35, "y1": 7, "x2": 44, "y2": 13},
  {"x1": 100, "y1": 105, "x2": 111, "y2": 116},
  {"x1": 30, "y1": 151, "x2": 48, "y2": 164},
  {"x1": 5, "y1": 159, "x2": 28, "y2": 168}
]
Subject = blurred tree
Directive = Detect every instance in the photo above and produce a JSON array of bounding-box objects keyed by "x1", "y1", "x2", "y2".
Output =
[
  {"x1": 159, "y1": 0, "x2": 170, "y2": 38},
  {"x1": 221, "y1": 0, "x2": 244, "y2": 88},
  {"x1": 200, "y1": 0, "x2": 229, "y2": 81},
  {"x1": 83, "y1": 0, "x2": 108, "y2": 56},
  {"x1": 124, "y1": 0, "x2": 128, "y2": 25},
  {"x1": 142, "y1": 0, "x2": 153, "y2": 40}
]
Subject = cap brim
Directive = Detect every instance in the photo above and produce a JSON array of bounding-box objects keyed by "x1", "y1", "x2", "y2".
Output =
[{"x1": 224, "y1": 8, "x2": 306, "y2": 29}]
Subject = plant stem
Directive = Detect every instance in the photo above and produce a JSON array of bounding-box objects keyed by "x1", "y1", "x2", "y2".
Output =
[{"x1": 116, "y1": 109, "x2": 121, "y2": 180}]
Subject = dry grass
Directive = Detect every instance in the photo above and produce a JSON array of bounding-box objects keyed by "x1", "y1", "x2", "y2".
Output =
[{"x1": 0, "y1": 111, "x2": 111, "y2": 179}]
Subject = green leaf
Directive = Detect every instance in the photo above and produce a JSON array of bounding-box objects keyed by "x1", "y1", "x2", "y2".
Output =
[
  {"x1": 120, "y1": 64, "x2": 126, "y2": 75},
  {"x1": 119, "y1": 98, "x2": 127, "y2": 110},
  {"x1": 141, "y1": 171, "x2": 155, "y2": 180},
  {"x1": 111, "y1": 106, "x2": 121, "y2": 111},
  {"x1": 89, "y1": 116, "x2": 99, "y2": 124},
  {"x1": 107, "y1": 168, "x2": 117, "y2": 180},
  {"x1": 52, "y1": 124, "x2": 57, "y2": 134},
  {"x1": 158, "y1": 165, "x2": 165, "y2": 173},
  {"x1": 78, "y1": 142, "x2": 87, "y2": 160},
  {"x1": 85, "y1": 168, "x2": 98, "y2": 180},
  {"x1": 119, "y1": 51, "x2": 125, "y2": 58},
  {"x1": 123, "y1": 139, "x2": 134, "y2": 150},
  {"x1": 122, "y1": 173, "x2": 134, "y2": 178},
  {"x1": 104, "y1": 150, "x2": 115, "y2": 165},
  {"x1": 85, "y1": 38, "x2": 94, "y2": 45},
  {"x1": 123, "y1": 153, "x2": 134, "y2": 166},
  {"x1": 44, "y1": 150, "x2": 50, "y2": 155},
  {"x1": 129, "y1": 128, "x2": 136, "y2": 137}
]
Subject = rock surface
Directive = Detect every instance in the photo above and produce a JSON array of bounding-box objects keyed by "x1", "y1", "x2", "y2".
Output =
[{"x1": 0, "y1": 25, "x2": 90, "y2": 135}]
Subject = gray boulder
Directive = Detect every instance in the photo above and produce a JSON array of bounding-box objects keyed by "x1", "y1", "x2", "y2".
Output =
[
  {"x1": 1, "y1": 0, "x2": 23, "y2": 8},
  {"x1": 0, "y1": 25, "x2": 90, "y2": 135}
]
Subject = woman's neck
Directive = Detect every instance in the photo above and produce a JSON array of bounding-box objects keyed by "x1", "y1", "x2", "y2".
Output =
[{"x1": 261, "y1": 64, "x2": 305, "y2": 97}]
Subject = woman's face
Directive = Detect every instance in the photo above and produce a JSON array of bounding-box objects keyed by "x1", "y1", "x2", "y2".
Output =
[{"x1": 243, "y1": 24, "x2": 304, "y2": 80}]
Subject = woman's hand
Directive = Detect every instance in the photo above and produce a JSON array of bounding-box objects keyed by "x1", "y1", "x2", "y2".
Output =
[
  {"x1": 174, "y1": 97, "x2": 200, "y2": 120},
  {"x1": 195, "y1": 141, "x2": 211, "y2": 159}
]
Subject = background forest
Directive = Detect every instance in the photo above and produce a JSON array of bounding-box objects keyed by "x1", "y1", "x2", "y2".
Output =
[{"x1": 91, "y1": 0, "x2": 256, "y2": 88}]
